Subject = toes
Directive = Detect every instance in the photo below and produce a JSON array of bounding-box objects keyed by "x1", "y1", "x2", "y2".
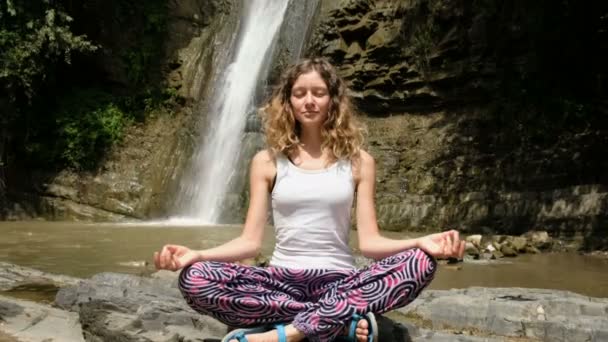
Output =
[
  {"x1": 356, "y1": 328, "x2": 369, "y2": 335},
  {"x1": 356, "y1": 328, "x2": 369, "y2": 342}
]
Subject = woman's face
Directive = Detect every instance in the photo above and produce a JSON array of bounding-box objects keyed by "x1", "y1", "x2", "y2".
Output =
[{"x1": 290, "y1": 70, "x2": 330, "y2": 128}]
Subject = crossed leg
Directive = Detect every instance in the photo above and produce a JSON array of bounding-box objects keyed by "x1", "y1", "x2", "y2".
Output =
[{"x1": 178, "y1": 248, "x2": 436, "y2": 341}]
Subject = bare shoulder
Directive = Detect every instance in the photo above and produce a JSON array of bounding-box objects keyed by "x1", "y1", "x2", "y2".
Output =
[
  {"x1": 358, "y1": 149, "x2": 375, "y2": 165},
  {"x1": 352, "y1": 149, "x2": 375, "y2": 184},
  {"x1": 252, "y1": 149, "x2": 274, "y2": 164},
  {"x1": 251, "y1": 149, "x2": 276, "y2": 179}
]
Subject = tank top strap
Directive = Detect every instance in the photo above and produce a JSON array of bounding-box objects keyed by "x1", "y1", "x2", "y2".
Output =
[
  {"x1": 274, "y1": 153, "x2": 289, "y2": 187},
  {"x1": 336, "y1": 158, "x2": 354, "y2": 187}
]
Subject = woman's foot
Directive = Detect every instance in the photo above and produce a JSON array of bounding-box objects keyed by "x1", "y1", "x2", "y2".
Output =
[
  {"x1": 343, "y1": 318, "x2": 369, "y2": 342},
  {"x1": 229, "y1": 325, "x2": 304, "y2": 342},
  {"x1": 226, "y1": 319, "x2": 371, "y2": 342}
]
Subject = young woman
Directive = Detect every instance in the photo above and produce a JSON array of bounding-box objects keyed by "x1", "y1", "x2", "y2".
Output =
[{"x1": 154, "y1": 58, "x2": 465, "y2": 342}]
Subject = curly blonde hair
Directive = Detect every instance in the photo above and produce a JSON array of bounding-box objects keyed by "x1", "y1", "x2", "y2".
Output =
[{"x1": 261, "y1": 58, "x2": 365, "y2": 162}]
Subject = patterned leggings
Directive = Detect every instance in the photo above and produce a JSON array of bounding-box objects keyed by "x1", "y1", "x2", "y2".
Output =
[{"x1": 178, "y1": 248, "x2": 436, "y2": 341}]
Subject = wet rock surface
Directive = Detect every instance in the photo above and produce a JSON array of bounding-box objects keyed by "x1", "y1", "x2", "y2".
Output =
[
  {"x1": 0, "y1": 295, "x2": 84, "y2": 342},
  {"x1": 396, "y1": 287, "x2": 608, "y2": 342}
]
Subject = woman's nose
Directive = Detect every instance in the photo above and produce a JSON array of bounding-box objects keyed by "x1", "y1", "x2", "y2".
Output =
[{"x1": 304, "y1": 92, "x2": 315, "y2": 105}]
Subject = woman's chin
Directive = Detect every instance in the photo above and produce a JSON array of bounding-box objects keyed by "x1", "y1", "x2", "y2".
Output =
[
  {"x1": 298, "y1": 119, "x2": 324, "y2": 128},
  {"x1": 297, "y1": 114, "x2": 326, "y2": 124}
]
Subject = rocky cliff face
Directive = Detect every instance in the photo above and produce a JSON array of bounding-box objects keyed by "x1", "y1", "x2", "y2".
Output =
[
  {"x1": 4, "y1": 0, "x2": 239, "y2": 221},
  {"x1": 4, "y1": 0, "x2": 607, "y2": 249},
  {"x1": 307, "y1": 0, "x2": 608, "y2": 248}
]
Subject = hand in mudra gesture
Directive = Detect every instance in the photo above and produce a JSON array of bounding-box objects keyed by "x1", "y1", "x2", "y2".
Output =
[
  {"x1": 417, "y1": 229, "x2": 466, "y2": 259},
  {"x1": 153, "y1": 244, "x2": 200, "y2": 271}
]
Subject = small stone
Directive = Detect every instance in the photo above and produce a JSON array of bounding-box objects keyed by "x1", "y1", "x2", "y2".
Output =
[
  {"x1": 465, "y1": 242, "x2": 479, "y2": 258},
  {"x1": 491, "y1": 250, "x2": 504, "y2": 259},
  {"x1": 524, "y1": 231, "x2": 553, "y2": 250},
  {"x1": 447, "y1": 257, "x2": 460, "y2": 264},
  {"x1": 463, "y1": 254, "x2": 477, "y2": 262},
  {"x1": 500, "y1": 245, "x2": 518, "y2": 257},
  {"x1": 492, "y1": 241, "x2": 502, "y2": 251},
  {"x1": 480, "y1": 252, "x2": 493, "y2": 260},
  {"x1": 511, "y1": 237, "x2": 528, "y2": 252},
  {"x1": 537, "y1": 305, "x2": 545, "y2": 315},
  {"x1": 525, "y1": 246, "x2": 541, "y2": 254},
  {"x1": 536, "y1": 306, "x2": 547, "y2": 321},
  {"x1": 466, "y1": 234, "x2": 482, "y2": 247}
]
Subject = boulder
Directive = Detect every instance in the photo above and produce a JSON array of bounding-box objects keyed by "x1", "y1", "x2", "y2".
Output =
[
  {"x1": 0, "y1": 261, "x2": 81, "y2": 292},
  {"x1": 55, "y1": 272, "x2": 229, "y2": 341},
  {"x1": 0, "y1": 294, "x2": 84, "y2": 341},
  {"x1": 525, "y1": 231, "x2": 553, "y2": 250},
  {"x1": 397, "y1": 287, "x2": 608, "y2": 342}
]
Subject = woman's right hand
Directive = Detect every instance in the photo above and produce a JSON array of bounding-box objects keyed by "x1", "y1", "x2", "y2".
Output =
[
  {"x1": 416, "y1": 230, "x2": 466, "y2": 259},
  {"x1": 153, "y1": 244, "x2": 201, "y2": 271}
]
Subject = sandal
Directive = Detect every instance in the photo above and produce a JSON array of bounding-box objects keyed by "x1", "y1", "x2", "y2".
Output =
[
  {"x1": 221, "y1": 324, "x2": 287, "y2": 342},
  {"x1": 342, "y1": 312, "x2": 378, "y2": 342}
]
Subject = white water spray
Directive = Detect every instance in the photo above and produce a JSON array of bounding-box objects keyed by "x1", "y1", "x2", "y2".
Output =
[{"x1": 172, "y1": 1, "x2": 289, "y2": 224}]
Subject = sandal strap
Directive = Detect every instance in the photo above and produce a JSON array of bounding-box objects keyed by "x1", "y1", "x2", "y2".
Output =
[
  {"x1": 348, "y1": 313, "x2": 363, "y2": 341},
  {"x1": 235, "y1": 332, "x2": 248, "y2": 342},
  {"x1": 275, "y1": 324, "x2": 287, "y2": 342},
  {"x1": 365, "y1": 313, "x2": 376, "y2": 342}
]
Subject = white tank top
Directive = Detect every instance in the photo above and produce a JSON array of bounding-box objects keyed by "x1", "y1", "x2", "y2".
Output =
[{"x1": 269, "y1": 154, "x2": 356, "y2": 269}]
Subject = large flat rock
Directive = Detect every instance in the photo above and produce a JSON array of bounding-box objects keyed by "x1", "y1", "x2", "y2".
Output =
[
  {"x1": 0, "y1": 294, "x2": 84, "y2": 342},
  {"x1": 0, "y1": 262, "x2": 80, "y2": 292},
  {"x1": 2, "y1": 263, "x2": 608, "y2": 341},
  {"x1": 397, "y1": 287, "x2": 608, "y2": 342},
  {"x1": 55, "y1": 272, "x2": 229, "y2": 341}
]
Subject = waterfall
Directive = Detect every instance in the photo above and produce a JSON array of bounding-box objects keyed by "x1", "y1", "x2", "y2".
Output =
[{"x1": 171, "y1": 1, "x2": 290, "y2": 224}]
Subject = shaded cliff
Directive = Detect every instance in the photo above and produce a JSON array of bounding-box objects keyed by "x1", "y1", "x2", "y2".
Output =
[{"x1": 306, "y1": 0, "x2": 608, "y2": 248}]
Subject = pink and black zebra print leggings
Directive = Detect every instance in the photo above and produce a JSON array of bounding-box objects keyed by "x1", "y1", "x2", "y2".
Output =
[{"x1": 178, "y1": 248, "x2": 436, "y2": 341}]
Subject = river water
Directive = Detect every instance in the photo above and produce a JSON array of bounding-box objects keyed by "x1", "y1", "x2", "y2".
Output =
[{"x1": 1, "y1": 221, "x2": 607, "y2": 297}]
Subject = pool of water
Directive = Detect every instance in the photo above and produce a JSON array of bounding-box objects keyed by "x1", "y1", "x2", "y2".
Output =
[{"x1": 1, "y1": 221, "x2": 607, "y2": 297}]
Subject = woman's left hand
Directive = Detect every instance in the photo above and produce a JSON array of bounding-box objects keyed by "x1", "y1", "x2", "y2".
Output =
[{"x1": 416, "y1": 229, "x2": 466, "y2": 259}]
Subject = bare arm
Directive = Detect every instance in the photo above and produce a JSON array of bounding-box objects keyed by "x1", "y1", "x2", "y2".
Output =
[
  {"x1": 354, "y1": 150, "x2": 465, "y2": 260},
  {"x1": 196, "y1": 150, "x2": 273, "y2": 262},
  {"x1": 354, "y1": 150, "x2": 420, "y2": 259},
  {"x1": 155, "y1": 150, "x2": 274, "y2": 270}
]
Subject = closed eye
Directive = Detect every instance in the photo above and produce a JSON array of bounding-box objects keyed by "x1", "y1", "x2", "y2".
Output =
[{"x1": 291, "y1": 87, "x2": 328, "y2": 98}]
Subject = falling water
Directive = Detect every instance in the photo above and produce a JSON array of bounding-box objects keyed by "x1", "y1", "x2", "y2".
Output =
[{"x1": 171, "y1": 1, "x2": 290, "y2": 224}]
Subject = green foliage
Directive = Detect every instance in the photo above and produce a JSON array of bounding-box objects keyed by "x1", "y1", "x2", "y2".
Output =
[
  {"x1": 22, "y1": 85, "x2": 182, "y2": 170},
  {"x1": 410, "y1": 21, "x2": 436, "y2": 76},
  {"x1": 398, "y1": 0, "x2": 443, "y2": 78},
  {"x1": 21, "y1": 89, "x2": 132, "y2": 170},
  {"x1": 56, "y1": 90, "x2": 130, "y2": 169},
  {"x1": 0, "y1": 1, "x2": 98, "y2": 101},
  {"x1": 119, "y1": 0, "x2": 168, "y2": 87},
  {"x1": 1, "y1": 0, "x2": 177, "y2": 173}
]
